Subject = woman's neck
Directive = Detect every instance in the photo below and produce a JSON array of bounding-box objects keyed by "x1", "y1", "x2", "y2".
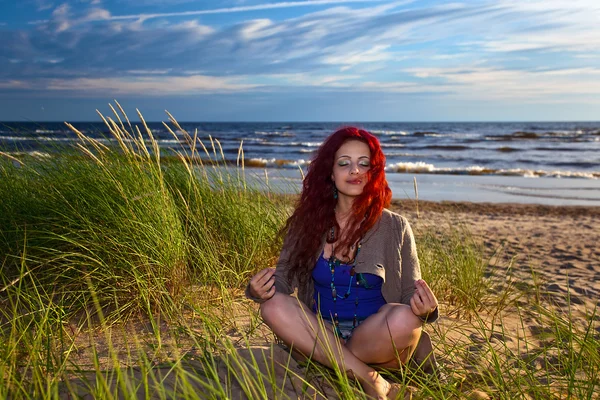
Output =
[{"x1": 335, "y1": 196, "x2": 353, "y2": 216}]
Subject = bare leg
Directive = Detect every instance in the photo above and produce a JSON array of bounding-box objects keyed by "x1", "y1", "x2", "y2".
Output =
[
  {"x1": 260, "y1": 293, "x2": 392, "y2": 399},
  {"x1": 346, "y1": 303, "x2": 423, "y2": 368}
]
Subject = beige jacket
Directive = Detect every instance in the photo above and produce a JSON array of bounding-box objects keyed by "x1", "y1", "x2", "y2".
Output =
[{"x1": 248, "y1": 208, "x2": 438, "y2": 323}]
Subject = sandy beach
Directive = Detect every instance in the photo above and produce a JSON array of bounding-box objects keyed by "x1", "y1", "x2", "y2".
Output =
[
  {"x1": 391, "y1": 201, "x2": 600, "y2": 296},
  {"x1": 59, "y1": 199, "x2": 600, "y2": 399},
  {"x1": 392, "y1": 199, "x2": 600, "y2": 310}
]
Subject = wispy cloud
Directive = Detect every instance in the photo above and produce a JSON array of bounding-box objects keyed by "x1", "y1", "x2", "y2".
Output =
[
  {"x1": 1, "y1": 0, "x2": 600, "y2": 105},
  {"x1": 94, "y1": 0, "x2": 386, "y2": 22},
  {"x1": 404, "y1": 66, "x2": 600, "y2": 100},
  {"x1": 44, "y1": 75, "x2": 260, "y2": 94}
]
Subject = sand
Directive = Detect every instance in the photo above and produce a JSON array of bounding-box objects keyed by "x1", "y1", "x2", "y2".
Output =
[
  {"x1": 60, "y1": 200, "x2": 600, "y2": 399},
  {"x1": 391, "y1": 199, "x2": 600, "y2": 311}
]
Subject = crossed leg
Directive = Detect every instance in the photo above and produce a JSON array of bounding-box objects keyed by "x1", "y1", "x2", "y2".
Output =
[{"x1": 260, "y1": 293, "x2": 423, "y2": 399}]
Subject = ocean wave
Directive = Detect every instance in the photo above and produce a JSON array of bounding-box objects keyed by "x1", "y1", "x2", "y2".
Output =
[
  {"x1": 255, "y1": 141, "x2": 285, "y2": 146},
  {"x1": 255, "y1": 131, "x2": 295, "y2": 137},
  {"x1": 381, "y1": 143, "x2": 405, "y2": 148},
  {"x1": 533, "y1": 146, "x2": 582, "y2": 152},
  {"x1": 487, "y1": 130, "x2": 600, "y2": 141},
  {"x1": 385, "y1": 162, "x2": 600, "y2": 179},
  {"x1": 290, "y1": 141, "x2": 322, "y2": 147},
  {"x1": 413, "y1": 131, "x2": 442, "y2": 137},
  {"x1": 370, "y1": 130, "x2": 409, "y2": 135},
  {"x1": 422, "y1": 145, "x2": 471, "y2": 151},
  {"x1": 486, "y1": 131, "x2": 540, "y2": 141},
  {"x1": 246, "y1": 158, "x2": 310, "y2": 168},
  {"x1": 0, "y1": 135, "x2": 74, "y2": 142}
]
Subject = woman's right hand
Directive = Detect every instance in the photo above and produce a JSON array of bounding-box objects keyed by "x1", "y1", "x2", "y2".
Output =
[{"x1": 249, "y1": 267, "x2": 276, "y2": 301}]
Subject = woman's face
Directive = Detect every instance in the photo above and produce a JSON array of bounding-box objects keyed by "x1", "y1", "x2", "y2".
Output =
[{"x1": 331, "y1": 140, "x2": 371, "y2": 199}]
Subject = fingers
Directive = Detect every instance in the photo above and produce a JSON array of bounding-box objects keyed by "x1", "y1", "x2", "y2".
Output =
[
  {"x1": 415, "y1": 279, "x2": 435, "y2": 306},
  {"x1": 250, "y1": 268, "x2": 276, "y2": 299},
  {"x1": 412, "y1": 290, "x2": 424, "y2": 310},
  {"x1": 265, "y1": 282, "x2": 276, "y2": 299},
  {"x1": 254, "y1": 267, "x2": 275, "y2": 287},
  {"x1": 252, "y1": 268, "x2": 274, "y2": 289},
  {"x1": 412, "y1": 279, "x2": 438, "y2": 317},
  {"x1": 410, "y1": 296, "x2": 420, "y2": 316}
]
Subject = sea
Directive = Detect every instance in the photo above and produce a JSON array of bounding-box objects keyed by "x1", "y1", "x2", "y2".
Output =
[{"x1": 2, "y1": 121, "x2": 600, "y2": 206}]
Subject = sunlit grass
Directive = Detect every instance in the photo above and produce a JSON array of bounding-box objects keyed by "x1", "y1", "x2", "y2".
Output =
[{"x1": 0, "y1": 103, "x2": 598, "y2": 399}]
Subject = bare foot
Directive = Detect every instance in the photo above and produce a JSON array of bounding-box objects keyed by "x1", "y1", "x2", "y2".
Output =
[
  {"x1": 387, "y1": 383, "x2": 411, "y2": 400},
  {"x1": 361, "y1": 372, "x2": 393, "y2": 400}
]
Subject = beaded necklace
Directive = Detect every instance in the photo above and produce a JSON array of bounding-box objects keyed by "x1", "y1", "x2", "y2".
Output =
[{"x1": 328, "y1": 226, "x2": 372, "y2": 336}]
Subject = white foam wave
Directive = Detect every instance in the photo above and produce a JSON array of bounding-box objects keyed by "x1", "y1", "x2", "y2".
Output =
[
  {"x1": 387, "y1": 162, "x2": 437, "y2": 173},
  {"x1": 247, "y1": 158, "x2": 310, "y2": 168},
  {"x1": 381, "y1": 143, "x2": 405, "y2": 148},
  {"x1": 290, "y1": 141, "x2": 322, "y2": 147},
  {"x1": 0, "y1": 136, "x2": 73, "y2": 142},
  {"x1": 386, "y1": 162, "x2": 599, "y2": 179}
]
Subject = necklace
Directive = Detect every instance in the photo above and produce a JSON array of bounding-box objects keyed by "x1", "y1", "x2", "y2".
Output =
[{"x1": 328, "y1": 226, "x2": 371, "y2": 336}]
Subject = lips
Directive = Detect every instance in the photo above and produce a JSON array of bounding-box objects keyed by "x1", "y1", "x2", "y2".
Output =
[{"x1": 347, "y1": 179, "x2": 362, "y2": 185}]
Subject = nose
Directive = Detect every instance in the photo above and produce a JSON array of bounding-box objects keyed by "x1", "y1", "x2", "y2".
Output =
[{"x1": 350, "y1": 164, "x2": 359, "y2": 175}]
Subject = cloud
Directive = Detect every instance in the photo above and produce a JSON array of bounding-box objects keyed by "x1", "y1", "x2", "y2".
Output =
[
  {"x1": 1, "y1": 0, "x2": 600, "y2": 103},
  {"x1": 321, "y1": 44, "x2": 393, "y2": 70},
  {"x1": 404, "y1": 66, "x2": 600, "y2": 100},
  {"x1": 0, "y1": 80, "x2": 29, "y2": 89},
  {"x1": 95, "y1": 0, "x2": 387, "y2": 22},
  {"x1": 43, "y1": 75, "x2": 260, "y2": 94},
  {"x1": 34, "y1": 0, "x2": 54, "y2": 12}
]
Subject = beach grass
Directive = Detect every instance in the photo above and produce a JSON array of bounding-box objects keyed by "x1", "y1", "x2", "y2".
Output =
[{"x1": 0, "y1": 105, "x2": 598, "y2": 399}]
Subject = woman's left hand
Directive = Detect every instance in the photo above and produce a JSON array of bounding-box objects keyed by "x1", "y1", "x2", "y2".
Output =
[{"x1": 410, "y1": 279, "x2": 438, "y2": 318}]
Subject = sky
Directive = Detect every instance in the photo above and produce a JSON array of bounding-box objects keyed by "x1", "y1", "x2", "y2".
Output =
[{"x1": 0, "y1": 0, "x2": 599, "y2": 121}]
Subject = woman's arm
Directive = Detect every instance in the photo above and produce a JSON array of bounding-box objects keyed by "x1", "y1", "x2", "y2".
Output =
[
  {"x1": 245, "y1": 232, "x2": 297, "y2": 303},
  {"x1": 398, "y1": 216, "x2": 439, "y2": 323}
]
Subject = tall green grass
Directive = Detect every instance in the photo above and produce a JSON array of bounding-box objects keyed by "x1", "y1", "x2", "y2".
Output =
[{"x1": 0, "y1": 105, "x2": 598, "y2": 399}]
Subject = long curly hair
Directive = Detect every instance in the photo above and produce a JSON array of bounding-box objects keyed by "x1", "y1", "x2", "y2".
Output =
[{"x1": 283, "y1": 127, "x2": 392, "y2": 286}]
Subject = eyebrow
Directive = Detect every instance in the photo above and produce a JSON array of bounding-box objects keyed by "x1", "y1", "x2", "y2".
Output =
[{"x1": 337, "y1": 155, "x2": 370, "y2": 159}]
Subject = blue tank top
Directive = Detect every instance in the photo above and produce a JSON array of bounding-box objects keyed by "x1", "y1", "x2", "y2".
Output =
[{"x1": 312, "y1": 253, "x2": 386, "y2": 321}]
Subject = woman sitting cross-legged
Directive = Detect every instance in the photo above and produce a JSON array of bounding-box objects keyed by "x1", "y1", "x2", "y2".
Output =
[{"x1": 246, "y1": 127, "x2": 439, "y2": 400}]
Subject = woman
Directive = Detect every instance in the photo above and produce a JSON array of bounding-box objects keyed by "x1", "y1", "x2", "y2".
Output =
[{"x1": 247, "y1": 127, "x2": 439, "y2": 399}]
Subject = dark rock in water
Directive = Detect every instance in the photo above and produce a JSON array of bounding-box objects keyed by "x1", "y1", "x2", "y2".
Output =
[
  {"x1": 497, "y1": 146, "x2": 520, "y2": 152},
  {"x1": 485, "y1": 131, "x2": 539, "y2": 141},
  {"x1": 511, "y1": 131, "x2": 539, "y2": 139}
]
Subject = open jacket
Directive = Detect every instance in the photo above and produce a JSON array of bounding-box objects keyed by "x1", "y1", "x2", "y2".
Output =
[{"x1": 248, "y1": 208, "x2": 439, "y2": 323}]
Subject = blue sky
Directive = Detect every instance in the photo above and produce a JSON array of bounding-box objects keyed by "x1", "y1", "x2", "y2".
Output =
[{"x1": 0, "y1": 0, "x2": 599, "y2": 121}]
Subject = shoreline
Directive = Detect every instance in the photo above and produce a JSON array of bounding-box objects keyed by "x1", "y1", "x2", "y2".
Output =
[{"x1": 259, "y1": 168, "x2": 600, "y2": 206}]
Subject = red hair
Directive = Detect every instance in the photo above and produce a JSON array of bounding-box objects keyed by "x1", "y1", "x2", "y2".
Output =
[{"x1": 283, "y1": 127, "x2": 392, "y2": 286}]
